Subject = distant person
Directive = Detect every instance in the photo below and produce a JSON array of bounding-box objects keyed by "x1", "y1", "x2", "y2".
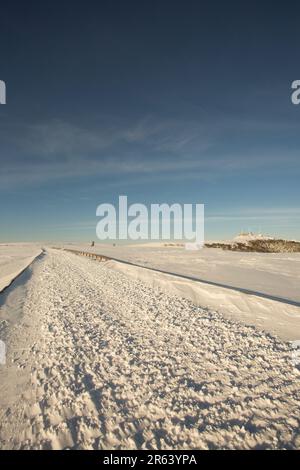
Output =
[{"x1": 91, "y1": 241, "x2": 95, "y2": 247}]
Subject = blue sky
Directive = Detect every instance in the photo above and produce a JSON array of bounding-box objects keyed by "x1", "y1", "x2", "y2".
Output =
[{"x1": 0, "y1": 1, "x2": 300, "y2": 242}]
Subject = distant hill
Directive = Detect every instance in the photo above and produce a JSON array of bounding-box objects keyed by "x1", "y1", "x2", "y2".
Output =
[
  {"x1": 233, "y1": 232, "x2": 274, "y2": 243},
  {"x1": 206, "y1": 233, "x2": 300, "y2": 253}
]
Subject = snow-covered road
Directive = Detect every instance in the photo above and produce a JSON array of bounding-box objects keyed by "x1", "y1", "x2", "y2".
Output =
[{"x1": 0, "y1": 249, "x2": 299, "y2": 449}]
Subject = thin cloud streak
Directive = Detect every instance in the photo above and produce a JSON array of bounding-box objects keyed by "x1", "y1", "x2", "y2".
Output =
[{"x1": 1, "y1": 115, "x2": 299, "y2": 188}]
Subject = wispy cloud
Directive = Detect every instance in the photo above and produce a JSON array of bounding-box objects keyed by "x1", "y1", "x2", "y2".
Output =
[
  {"x1": 1, "y1": 114, "x2": 299, "y2": 188},
  {"x1": 207, "y1": 207, "x2": 300, "y2": 221}
]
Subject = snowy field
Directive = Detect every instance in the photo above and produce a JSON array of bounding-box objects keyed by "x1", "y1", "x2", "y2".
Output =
[
  {"x1": 58, "y1": 243, "x2": 300, "y2": 341},
  {"x1": 0, "y1": 244, "x2": 42, "y2": 292},
  {"x1": 59, "y1": 243, "x2": 300, "y2": 303},
  {"x1": 0, "y1": 248, "x2": 300, "y2": 449}
]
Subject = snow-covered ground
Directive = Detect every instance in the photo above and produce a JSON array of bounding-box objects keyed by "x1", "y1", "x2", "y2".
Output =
[
  {"x1": 56, "y1": 243, "x2": 300, "y2": 341},
  {"x1": 0, "y1": 249, "x2": 299, "y2": 450},
  {"x1": 105, "y1": 259, "x2": 300, "y2": 341},
  {"x1": 0, "y1": 244, "x2": 42, "y2": 292},
  {"x1": 58, "y1": 243, "x2": 300, "y2": 304}
]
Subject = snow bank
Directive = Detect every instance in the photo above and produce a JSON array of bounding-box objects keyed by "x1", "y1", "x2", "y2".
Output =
[
  {"x1": 105, "y1": 259, "x2": 300, "y2": 341},
  {"x1": 59, "y1": 243, "x2": 300, "y2": 304},
  {"x1": 0, "y1": 244, "x2": 42, "y2": 292}
]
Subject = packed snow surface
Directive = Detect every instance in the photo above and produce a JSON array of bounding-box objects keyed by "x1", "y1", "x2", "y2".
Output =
[{"x1": 0, "y1": 249, "x2": 299, "y2": 450}]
